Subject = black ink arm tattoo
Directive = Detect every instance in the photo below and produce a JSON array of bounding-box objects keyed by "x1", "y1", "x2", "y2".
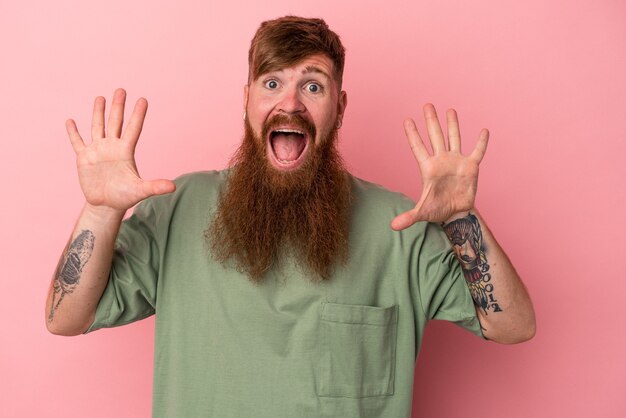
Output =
[
  {"x1": 48, "y1": 230, "x2": 95, "y2": 323},
  {"x1": 443, "y1": 213, "x2": 502, "y2": 315}
]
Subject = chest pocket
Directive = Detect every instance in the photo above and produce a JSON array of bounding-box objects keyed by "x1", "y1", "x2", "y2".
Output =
[{"x1": 317, "y1": 302, "x2": 398, "y2": 398}]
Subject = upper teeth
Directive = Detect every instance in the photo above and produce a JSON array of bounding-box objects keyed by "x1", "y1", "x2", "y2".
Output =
[{"x1": 275, "y1": 129, "x2": 304, "y2": 135}]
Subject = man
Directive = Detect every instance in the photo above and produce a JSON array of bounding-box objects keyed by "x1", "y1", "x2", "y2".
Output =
[{"x1": 46, "y1": 16, "x2": 535, "y2": 418}]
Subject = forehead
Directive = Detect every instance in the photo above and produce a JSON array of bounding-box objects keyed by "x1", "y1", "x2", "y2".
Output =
[{"x1": 259, "y1": 54, "x2": 335, "y2": 80}]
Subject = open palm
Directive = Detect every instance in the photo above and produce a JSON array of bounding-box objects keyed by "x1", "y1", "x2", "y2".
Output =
[
  {"x1": 66, "y1": 89, "x2": 175, "y2": 212},
  {"x1": 391, "y1": 104, "x2": 488, "y2": 230}
]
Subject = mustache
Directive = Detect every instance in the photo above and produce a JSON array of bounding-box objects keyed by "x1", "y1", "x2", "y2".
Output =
[{"x1": 261, "y1": 114, "x2": 317, "y2": 140}]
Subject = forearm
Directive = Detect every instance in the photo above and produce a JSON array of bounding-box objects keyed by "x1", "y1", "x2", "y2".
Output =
[
  {"x1": 442, "y1": 209, "x2": 535, "y2": 344},
  {"x1": 46, "y1": 204, "x2": 125, "y2": 336}
]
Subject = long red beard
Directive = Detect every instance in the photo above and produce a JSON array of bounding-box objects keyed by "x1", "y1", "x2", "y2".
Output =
[{"x1": 206, "y1": 116, "x2": 352, "y2": 282}]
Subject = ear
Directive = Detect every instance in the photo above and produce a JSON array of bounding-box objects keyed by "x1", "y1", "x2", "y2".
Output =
[
  {"x1": 337, "y1": 90, "x2": 348, "y2": 120},
  {"x1": 243, "y1": 84, "x2": 249, "y2": 111}
]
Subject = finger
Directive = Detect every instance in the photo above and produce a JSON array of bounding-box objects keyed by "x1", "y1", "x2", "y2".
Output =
[
  {"x1": 470, "y1": 128, "x2": 489, "y2": 163},
  {"x1": 106, "y1": 88, "x2": 127, "y2": 138},
  {"x1": 391, "y1": 207, "x2": 421, "y2": 231},
  {"x1": 122, "y1": 97, "x2": 148, "y2": 150},
  {"x1": 91, "y1": 96, "x2": 105, "y2": 140},
  {"x1": 65, "y1": 119, "x2": 86, "y2": 153},
  {"x1": 423, "y1": 103, "x2": 446, "y2": 155},
  {"x1": 446, "y1": 108, "x2": 461, "y2": 152},
  {"x1": 140, "y1": 179, "x2": 176, "y2": 199},
  {"x1": 404, "y1": 118, "x2": 430, "y2": 162}
]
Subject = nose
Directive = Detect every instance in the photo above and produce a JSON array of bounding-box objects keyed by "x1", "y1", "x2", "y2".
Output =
[{"x1": 277, "y1": 87, "x2": 306, "y2": 114}]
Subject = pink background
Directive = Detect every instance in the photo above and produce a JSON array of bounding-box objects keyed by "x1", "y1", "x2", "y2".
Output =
[{"x1": 1, "y1": 0, "x2": 625, "y2": 417}]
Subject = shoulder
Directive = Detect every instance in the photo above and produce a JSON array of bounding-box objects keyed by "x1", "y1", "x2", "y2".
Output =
[
  {"x1": 348, "y1": 176, "x2": 456, "y2": 262},
  {"x1": 349, "y1": 175, "x2": 416, "y2": 217},
  {"x1": 172, "y1": 170, "x2": 229, "y2": 193},
  {"x1": 347, "y1": 174, "x2": 433, "y2": 242},
  {"x1": 166, "y1": 169, "x2": 229, "y2": 200},
  {"x1": 135, "y1": 169, "x2": 229, "y2": 216}
]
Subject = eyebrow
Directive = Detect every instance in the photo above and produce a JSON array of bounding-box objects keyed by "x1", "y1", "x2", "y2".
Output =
[{"x1": 301, "y1": 65, "x2": 331, "y2": 80}]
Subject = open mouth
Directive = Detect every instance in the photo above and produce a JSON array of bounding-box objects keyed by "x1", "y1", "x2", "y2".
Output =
[{"x1": 268, "y1": 128, "x2": 309, "y2": 170}]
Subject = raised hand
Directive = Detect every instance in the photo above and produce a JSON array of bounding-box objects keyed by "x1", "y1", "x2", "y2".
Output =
[
  {"x1": 66, "y1": 88, "x2": 176, "y2": 213},
  {"x1": 391, "y1": 103, "x2": 488, "y2": 230}
]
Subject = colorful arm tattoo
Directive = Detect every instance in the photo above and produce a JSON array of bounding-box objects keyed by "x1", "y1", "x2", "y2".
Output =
[{"x1": 443, "y1": 213, "x2": 502, "y2": 314}]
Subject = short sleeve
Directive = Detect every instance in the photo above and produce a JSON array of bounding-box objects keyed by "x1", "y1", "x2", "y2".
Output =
[
  {"x1": 415, "y1": 222, "x2": 485, "y2": 339},
  {"x1": 85, "y1": 199, "x2": 160, "y2": 333}
]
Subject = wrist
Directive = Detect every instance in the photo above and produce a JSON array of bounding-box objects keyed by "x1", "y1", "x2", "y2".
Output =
[
  {"x1": 442, "y1": 208, "x2": 476, "y2": 226},
  {"x1": 83, "y1": 202, "x2": 126, "y2": 222}
]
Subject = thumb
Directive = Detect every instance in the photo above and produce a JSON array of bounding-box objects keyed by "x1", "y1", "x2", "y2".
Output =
[
  {"x1": 391, "y1": 208, "x2": 423, "y2": 231},
  {"x1": 140, "y1": 179, "x2": 176, "y2": 198}
]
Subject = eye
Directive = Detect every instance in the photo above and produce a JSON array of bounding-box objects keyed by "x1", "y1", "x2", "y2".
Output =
[
  {"x1": 306, "y1": 82, "x2": 322, "y2": 93},
  {"x1": 265, "y1": 79, "x2": 279, "y2": 89}
]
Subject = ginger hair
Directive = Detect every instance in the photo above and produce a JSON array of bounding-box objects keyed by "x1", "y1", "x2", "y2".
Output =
[{"x1": 248, "y1": 16, "x2": 346, "y2": 88}]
